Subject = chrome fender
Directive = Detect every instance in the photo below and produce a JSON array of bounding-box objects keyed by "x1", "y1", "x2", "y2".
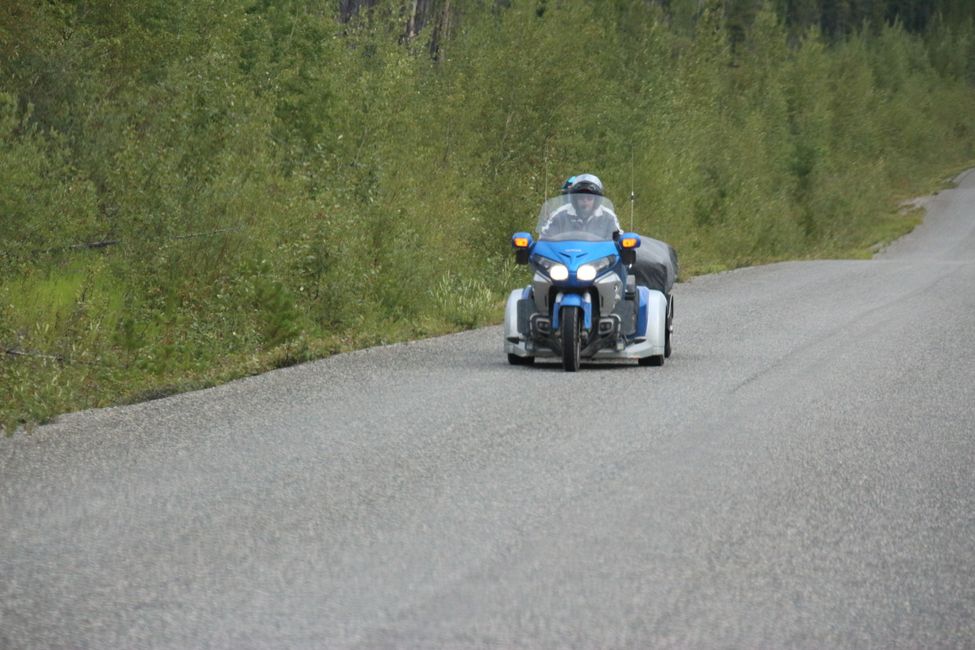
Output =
[
  {"x1": 504, "y1": 288, "x2": 526, "y2": 343},
  {"x1": 640, "y1": 288, "x2": 668, "y2": 355}
]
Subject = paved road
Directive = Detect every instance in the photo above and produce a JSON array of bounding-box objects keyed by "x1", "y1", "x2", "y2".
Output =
[{"x1": 3, "y1": 172, "x2": 975, "y2": 649}]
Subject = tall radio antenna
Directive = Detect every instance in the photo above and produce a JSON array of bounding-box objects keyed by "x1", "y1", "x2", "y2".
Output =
[
  {"x1": 544, "y1": 140, "x2": 550, "y2": 203},
  {"x1": 629, "y1": 146, "x2": 636, "y2": 231}
]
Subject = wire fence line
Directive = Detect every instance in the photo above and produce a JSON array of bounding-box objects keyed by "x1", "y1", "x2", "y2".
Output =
[
  {"x1": 2, "y1": 345, "x2": 65, "y2": 363},
  {"x1": 1, "y1": 343, "x2": 114, "y2": 367},
  {"x1": 1, "y1": 226, "x2": 246, "y2": 259}
]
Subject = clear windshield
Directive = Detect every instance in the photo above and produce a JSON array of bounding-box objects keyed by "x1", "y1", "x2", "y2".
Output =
[{"x1": 536, "y1": 194, "x2": 621, "y2": 242}]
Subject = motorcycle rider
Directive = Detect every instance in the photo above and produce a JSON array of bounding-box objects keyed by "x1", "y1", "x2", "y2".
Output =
[{"x1": 540, "y1": 173, "x2": 620, "y2": 239}]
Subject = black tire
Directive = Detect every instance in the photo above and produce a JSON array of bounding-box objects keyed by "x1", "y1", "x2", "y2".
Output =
[
  {"x1": 639, "y1": 354, "x2": 664, "y2": 367},
  {"x1": 507, "y1": 353, "x2": 535, "y2": 366},
  {"x1": 561, "y1": 307, "x2": 581, "y2": 372},
  {"x1": 665, "y1": 294, "x2": 673, "y2": 358}
]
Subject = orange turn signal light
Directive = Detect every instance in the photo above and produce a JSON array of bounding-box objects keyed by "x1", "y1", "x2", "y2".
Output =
[
  {"x1": 513, "y1": 237, "x2": 530, "y2": 248},
  {"x1": 621, "y1": 237, "x2": 638, "y2": 249}
]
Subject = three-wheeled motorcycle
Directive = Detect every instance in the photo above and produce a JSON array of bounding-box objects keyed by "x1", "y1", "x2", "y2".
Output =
[{"x1": 504, "y1": 194, "x2": 675, "y2": 371}]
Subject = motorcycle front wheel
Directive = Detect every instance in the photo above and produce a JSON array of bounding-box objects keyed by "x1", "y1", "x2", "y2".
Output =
[{"x1": 561, "y1": 306, "x2": 581, "y2": 372}]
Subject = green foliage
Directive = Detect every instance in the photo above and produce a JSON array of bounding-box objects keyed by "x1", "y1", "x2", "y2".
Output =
[
  {"x1": 2, "y1": 0, "x2": 975, "y2": 432},
  {"x1": 0, "y1": 95, "x2": 100, "y2": 265}
]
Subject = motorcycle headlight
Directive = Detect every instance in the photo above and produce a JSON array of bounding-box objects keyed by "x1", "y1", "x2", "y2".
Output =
[
  {"x1": 576, "y1": 264, "x2": 597, "y2": 281},
  {"x1": 576, "y1": 255, "x2": 615, "y2": 281},
  {"x1": 533, "y1": 256, "x2": 570, "y2": 281}
]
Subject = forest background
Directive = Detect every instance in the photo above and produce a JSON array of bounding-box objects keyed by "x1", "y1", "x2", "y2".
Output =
[{"x1": 2, "y1": 0, "x2": 974, "y2": 432}]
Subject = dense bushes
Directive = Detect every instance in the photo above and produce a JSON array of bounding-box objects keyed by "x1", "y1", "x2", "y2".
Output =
[{"x1": 2, "y1": 0, "x2": 974, "y2": 430}]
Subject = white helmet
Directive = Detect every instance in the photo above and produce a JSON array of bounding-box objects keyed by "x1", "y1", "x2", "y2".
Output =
[{"x1": 568, "y1": 173, "x2": 604, "y2": 196}]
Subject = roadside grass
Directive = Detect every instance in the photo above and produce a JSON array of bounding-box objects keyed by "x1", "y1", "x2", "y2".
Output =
[{"x1": 1, "y1": 285, "x2": 507, "y2": 434}]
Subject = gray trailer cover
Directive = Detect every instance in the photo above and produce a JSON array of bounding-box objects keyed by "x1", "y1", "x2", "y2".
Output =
[{"x1": 630, "y1": 237, "x2": 678, "y2": 294}]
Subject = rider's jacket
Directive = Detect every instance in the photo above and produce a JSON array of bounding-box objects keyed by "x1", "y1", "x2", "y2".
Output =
[{"x1": 540, "y1": 204, "x2": 621, "y2": 240}]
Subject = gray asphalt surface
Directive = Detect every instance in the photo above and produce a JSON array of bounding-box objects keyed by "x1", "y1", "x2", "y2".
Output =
[{"x1": 3, "y1": 171, "x2": 975, "y2": 649}]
